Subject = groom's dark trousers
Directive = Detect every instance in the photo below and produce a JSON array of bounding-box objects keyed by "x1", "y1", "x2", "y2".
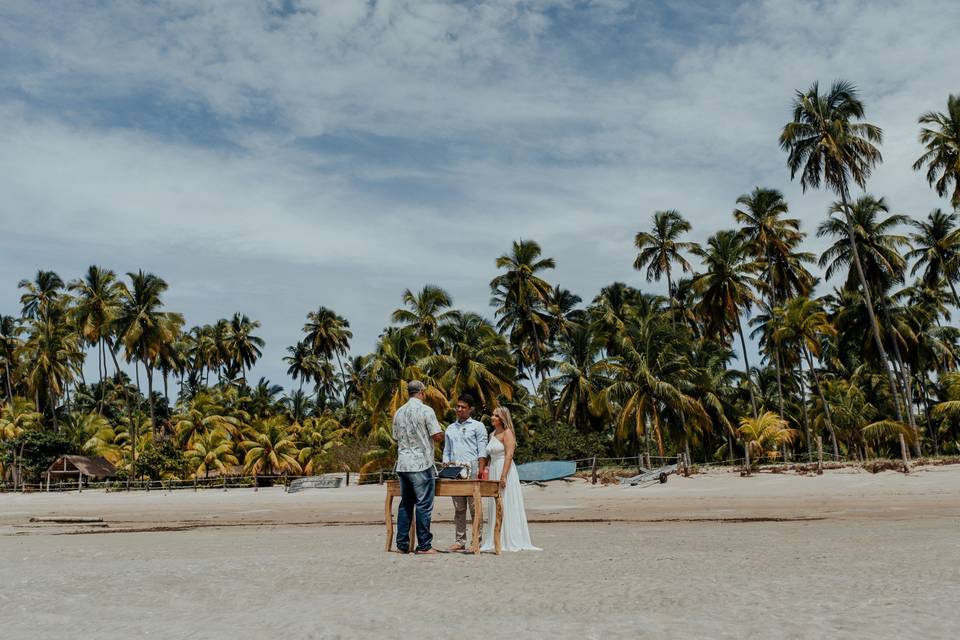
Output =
[{"x1": 396, "y1": 468, "x2": 436, "y2": 552}]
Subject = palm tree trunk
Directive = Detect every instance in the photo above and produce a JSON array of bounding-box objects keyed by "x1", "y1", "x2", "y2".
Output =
[
  {"x1": 947, "y1": 278, "x2": 960, "y2": 310},
  {"x1": 48, "y1": 382, "x2": 58, "y2": 432},
  {"x1": 803, "y1": 348, "x2": 838, "y2": 459},
  {"x1": 666, "y1": 269, "x2": 675, "y2": 326},
  {"x1": 529, "y1": 320, "x2": 558, "y2": 454},
  {"x1": 917, "y1": 373, "x2": 938, "y2": 456},
  {"x1": 105, "y1": 338, "x2": 136, "y2": 488},
  {"x1": 97, "y1": 339, "x2": 108, "y2": 413},
  {"x1": 799, "y1": 373, "x2": 812, "y2": 462},
  {"x1": 4, "y1": 360, "x2": 13, "y2": 403},
  {"x1": 837, "y1": 191, "x2": 905, "y2": 425},
  {"x1": 735, "y1": 317, "x2": 759, "y2": 419},
  {"x1": 334, "y1": 351, "x2": 348, "y2": 406},
  {"x1": 146, "y1": 364, "x2": 156, "y2": 437},
  {"x1": 880, "y1": 303, "x2": 922, "y2": 456}
]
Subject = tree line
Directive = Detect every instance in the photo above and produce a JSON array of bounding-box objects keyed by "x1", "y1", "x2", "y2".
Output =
[{"x1": 2, "y1": 81, "x2": 960, "y2": 483}]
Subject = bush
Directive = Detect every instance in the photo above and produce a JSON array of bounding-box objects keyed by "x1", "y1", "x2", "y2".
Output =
[
  {"x1": 1, "y1": 430, "x2": 75, "y2": 483},
  {"x1": 136, "y1": 439, "x2": 187, "y2": 480},
  {"x1": 514, "y1": 421, "x2": 609, "y2": 462}
]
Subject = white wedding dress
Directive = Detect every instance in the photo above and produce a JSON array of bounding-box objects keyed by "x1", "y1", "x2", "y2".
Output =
[{"x1": 480, "y1": 435, "x2": 540, "y2": 552}]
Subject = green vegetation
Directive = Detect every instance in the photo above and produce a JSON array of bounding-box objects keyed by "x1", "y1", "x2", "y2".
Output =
[{"x1": 2, "y1": 81, "x2": 960, "y2": 485}]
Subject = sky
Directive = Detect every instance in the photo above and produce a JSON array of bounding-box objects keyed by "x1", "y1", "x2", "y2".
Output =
[{"x1": 0, "y1": 0, "x2": 957, "y2": 389}]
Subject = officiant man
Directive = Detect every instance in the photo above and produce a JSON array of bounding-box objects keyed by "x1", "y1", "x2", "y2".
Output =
[{"x1": 442, "y1": 393, "x2": 489, "y2": 551}]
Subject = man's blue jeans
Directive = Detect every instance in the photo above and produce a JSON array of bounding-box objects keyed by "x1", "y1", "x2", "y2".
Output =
[{"x1": 396, "y1": 467, "x2": 436, "y2": 552}]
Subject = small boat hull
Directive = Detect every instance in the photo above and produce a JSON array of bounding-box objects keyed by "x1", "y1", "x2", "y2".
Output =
[{"x1": 516, "y1": 460, "x2": 577, "y2": 482}]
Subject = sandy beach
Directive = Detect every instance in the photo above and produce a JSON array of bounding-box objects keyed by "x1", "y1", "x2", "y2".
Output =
[{"x1": 2, "y1": 466, "x2": 959, "y2": 639}]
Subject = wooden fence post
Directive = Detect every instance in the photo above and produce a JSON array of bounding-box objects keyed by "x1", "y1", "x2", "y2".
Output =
[
  {"x1": 742, "y1": 442, "x2": 751, "y2": 477},
  {"x1": 379, "y1": 470, "x2": 384, "y2": 485},
  {"x1": 817, "y1": 437, "x2": 824, "y2": 475},
  {"x1": 222, "y1": 476, "x2": 227, "y2": 492},
  {"x1": 590, "y1": 455, "x2": 598, "y2": 485},
  {"x1": 194, "y1": 476, "x2": 198, "y2": 492},
  {"x1": 900, "y1": 434, "x2": 910, "y2": 474},
  {"x1": 346, "y1": 470, "x2": 350, "y2": 486}
]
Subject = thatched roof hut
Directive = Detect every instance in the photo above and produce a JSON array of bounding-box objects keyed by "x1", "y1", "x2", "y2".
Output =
[{"x1": 46, "y1": 455, "x2": 116, "y2": 480}]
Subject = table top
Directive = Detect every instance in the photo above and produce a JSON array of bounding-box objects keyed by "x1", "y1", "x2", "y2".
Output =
[{"x1": 385, "y1": 478, "x2": 501, "y2": 497}]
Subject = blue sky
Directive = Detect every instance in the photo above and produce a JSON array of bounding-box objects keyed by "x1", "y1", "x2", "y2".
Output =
[{"x1": 1, "y1": 0, "x2": 957, "y2": 388}]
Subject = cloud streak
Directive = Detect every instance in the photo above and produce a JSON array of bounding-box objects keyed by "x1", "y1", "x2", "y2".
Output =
[{"x1": 1, "y1": 0, "x2": 957, "y2": 383}]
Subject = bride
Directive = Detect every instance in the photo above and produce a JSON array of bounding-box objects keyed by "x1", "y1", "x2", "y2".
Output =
[{"x1": 479, "y1": 406, "x2": 539, "y2": 552}]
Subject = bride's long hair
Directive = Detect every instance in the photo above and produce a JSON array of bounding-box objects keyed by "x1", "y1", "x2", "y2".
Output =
[{"x1": 492, "y1": 406, "x2": 515, "y2": 432}]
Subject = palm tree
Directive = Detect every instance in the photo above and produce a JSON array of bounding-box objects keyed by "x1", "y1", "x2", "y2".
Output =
[
  {"x1": 68, "y1": 266, "x2": 122, "y2": 394},
  {"x1": 913, "y1": 94, "x2": 960, "y2": 209},
  {"x1": 426, "y1": 312, "x2": 515, "y2": 413},
  {"x1": 599, "y1": 306, "x2": 706, "y2": 458},
  {"x1": 818, "y1": 196, "x2": 910, "y2": 294},
  {"x1": 223, "y1": 313, "x2": 264, "y2": 384},
  {"x1": 633, "y1": 210, "x2": 697, "y2": 322},
  {"x1": 545, "y1": 286, "x2": 585, "y2": 342},
  {"x1": 282, "y1": 389, "x2": 315, "y2": 423},
  {"x1": 490, "y1": 239, "x2": 555, "y2": 385},
  {"x1": 367, "y1": 328, "x2": 442, "y2": 424},
  {"x1": 284, "y1": 340, "x2": 314, "y2": 392},
  {"x1": 589, "y1": 282, "x2": 640, "y2": 356},
  {"x1": 0, "y1": 315, "x2": 23, "y2": 402},
  {"x1": 734, "y1": 187, "x2": 814, "y2": 419},
  {"x1": 303, "y1": 307, "x2": 352, "y2": 404},
  {"x1": 18, "y1": 270, "x2": 64, "y2": 320},
  {"x1": 738, "y1": 411, "x2": 799, "y2": 463},
  {"x1": 343, "y1": 354, "x2": 371, "y2": 408},
  {"x1": 490, "y1": 239, "x2": 558, "y2": 447},
  {"x1": 173, "y1": 392, "x2": 245, "y2": 447},
  {"x1": 0, "y1": 397, "x2": 42, "y2": 440},
  {"x1": 549, "y1": 324, "x2": 610, "y2": 432},
  {"x1": 391, "y1": 285, "x2": 456, "y2": 349},
  {"x1": 775, "y1": 297, "x2": 840, "y2": 459},
  {"x1": 907, "y1": 208, "x2": 960, "y2": 307},
  {"x1": 780, "y1": 79, "x2": 906, "y2": 429},
  {"x1": 818, "y1": 195, "x2": 918, "y2": 450},
  {"x1": 241, "y1": 416, "x2": 303, "y2": 478},
  {"x1": 297, "y1": 415, "x2": 350, "y2": 474},
  {"x1": 115, "y1": 271, "x2": 184, "y2": 437},
  {"x1": 691, "y1": 230, "x2": 762, "y2": 418},
  {"x1": 685, "y1": 338, "x2": 739, "y2": 460},
  {"x1": 186, "y1": 430, "x2": 239, "y2": 478},
  {"x1": 18, "y1": 314, "x2": 84, "y2": 430}
]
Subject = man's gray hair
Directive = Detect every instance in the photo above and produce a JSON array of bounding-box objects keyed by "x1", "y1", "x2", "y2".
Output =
[{"x1": 407, "y1": 380, "x2": 426, "y2": 396}]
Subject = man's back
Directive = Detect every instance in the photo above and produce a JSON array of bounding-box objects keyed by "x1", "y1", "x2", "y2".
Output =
[{"x1": 393, "y1": 397, "x2": 441, "y2": 473}]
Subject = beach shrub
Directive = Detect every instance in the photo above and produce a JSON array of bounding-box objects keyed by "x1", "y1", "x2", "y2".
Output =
[
  {"x1": 136, "y1": 439, "x2": 188, "y2": 480},
  {"x1": 515, "y1": 421, "x2": 608, "y2": 462},
  {"x1": 0, "y1": 430, "x2": 74, "y2": 483}
]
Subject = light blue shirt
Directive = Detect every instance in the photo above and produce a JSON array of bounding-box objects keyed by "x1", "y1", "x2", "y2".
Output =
[{"x1": 442, "y1": 418, "x2": 488, "y2": 473}]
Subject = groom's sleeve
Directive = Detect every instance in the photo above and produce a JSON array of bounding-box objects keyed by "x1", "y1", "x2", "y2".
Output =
[{"x1": 442, "y1": 427, "x2": 452, "y2": 463}]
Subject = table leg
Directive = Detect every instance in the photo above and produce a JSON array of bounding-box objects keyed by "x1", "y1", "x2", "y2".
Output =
[
  {"x1": 494, "y1": 493, "x2": 503, "y2": 555},
  {"x1": 471, "y1": 484, "x2": 482, "y2": 555},
  {"x1": 384, "y1": 494, "x2": 394, "y2": 552}
]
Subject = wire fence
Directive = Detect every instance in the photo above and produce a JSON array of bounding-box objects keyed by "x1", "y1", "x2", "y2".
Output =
[{"x1": 0, "y1": 447, "x2": 921, "y2": 493}]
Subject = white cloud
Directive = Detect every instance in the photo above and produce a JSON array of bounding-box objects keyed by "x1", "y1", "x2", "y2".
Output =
[{"x1": 1, "y1": 0, "x2": 957, "y2": 384}]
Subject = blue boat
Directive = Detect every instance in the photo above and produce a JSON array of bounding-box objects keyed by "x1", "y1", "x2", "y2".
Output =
[{"x1": 516, "y1": 460, "x2": 577, "y2": 482}]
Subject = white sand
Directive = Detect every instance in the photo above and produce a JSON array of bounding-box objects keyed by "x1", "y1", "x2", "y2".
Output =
[{"x1": 2, "y1": 466, "x2": 959, "y2": 639}]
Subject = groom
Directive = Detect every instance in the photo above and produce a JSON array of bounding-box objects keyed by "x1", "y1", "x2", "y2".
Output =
[
  {"x1": 442, "y1": 393, "x2": 489, "y2": 551},
  {"x1": 393, "y1": 380, "x2": 444, "y2": 555}
]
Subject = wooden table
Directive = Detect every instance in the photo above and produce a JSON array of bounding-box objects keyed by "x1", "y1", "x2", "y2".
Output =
[{"x1": 385, "y1": 479, "x2": 503, "y2": 555}]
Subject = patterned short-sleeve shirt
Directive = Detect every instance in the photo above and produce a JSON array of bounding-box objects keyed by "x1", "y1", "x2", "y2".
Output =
[{"x1": 392, "y1": 397, "x2": 442, "y2": 473}]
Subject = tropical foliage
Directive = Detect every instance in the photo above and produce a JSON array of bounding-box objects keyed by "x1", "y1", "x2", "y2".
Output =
[{"x1": 4, "y1": 81, "x2": 960, "y2": 486}]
